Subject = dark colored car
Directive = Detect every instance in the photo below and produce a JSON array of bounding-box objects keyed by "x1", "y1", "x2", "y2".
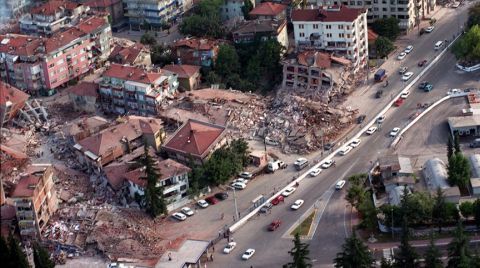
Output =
[
  {"x1": 271, "y1": 195, "x2": 285, "y2": 205},
  {"x1": 357, "y1": 115, "x2": 366, "y2": 124},
  {"x1": 376, "y1": 90, "x2": 384, "y2": 99},
  {"x1": 418, "y1": 60, "x2": 428, "y2": 67},
  {"x1": 324, "y1": 142, "x2": 335, "y2": 151},
  {"x1": 418, "y1": 81, "x2": 430, "y2": 89},
  {"x1": 205, "y1": 196, "x2": 219, "y2": 205},
  {"x1": 464, "y1": 88, "x2": 478, "y2": 93},
  {"x1": 214, "y1": 192, "x2": 229, "y2": 200},
  {"x1": 260, "y1": 202, "x2": 273, "y2": 213},
  {"x1": 268, "y1": 220, "x2": 282, "y2": 231},
  {"x1": 394, "y1": 98, "x2": 404, "y2": 107}
]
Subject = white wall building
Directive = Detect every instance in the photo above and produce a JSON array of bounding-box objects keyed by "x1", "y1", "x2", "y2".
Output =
[
  {"x1": 221, "y1": 0, "x2": 255, "y2": 21},
  {"x1": 292, "y1": 5, "x2": 368, "y2": 68}
]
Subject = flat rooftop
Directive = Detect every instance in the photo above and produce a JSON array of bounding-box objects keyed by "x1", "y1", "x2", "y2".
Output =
[
  {"x1": 156, "y1": 239, "x2": 210, "y2": 268},
  {"x1": 448, "y1": 115, "x2": 480, "y2": 128}
]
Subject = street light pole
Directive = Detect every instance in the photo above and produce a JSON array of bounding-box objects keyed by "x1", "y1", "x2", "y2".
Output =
[{"x1": 228, "y1": 186, "x2": 239, "y2": 221}]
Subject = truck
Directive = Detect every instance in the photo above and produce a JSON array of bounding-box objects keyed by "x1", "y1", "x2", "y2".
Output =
[
  {"x1": 267, "y1": 160, "x2": 287, "y2": 173},
  {"x1": 374, "y1": 69, "x2": 387, "y2": 82}
]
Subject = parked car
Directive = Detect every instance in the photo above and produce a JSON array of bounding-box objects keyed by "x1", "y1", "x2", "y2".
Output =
[
  {"x1": 425, "y1": 26, "x2": 435, "y2": 33},
  {"x1": 205, "y1": 196, "x2": 219, "y2": 205},
  {"x1": 335, "y1": 180, "x2": 346, "y2": 190},
  {"x1": 389, "y1": 127, "x2": 401, "y2": 137},
  {"x1": 418, "y1": 59, "x2": 428, "y2": 67},
  {"x1": 424, "y1": 84, "x2": 433, "y2": 92},
  {"x1": 418, "y1": 81, "x2": 430, "y2": 90},
  {"x1": 197, "y1": 200, "x2": 209, "y2": 208},
  {"x1": 398, "y1": 66, "x2": 408, "y2": 74},
  {"x1": 260, "y1": 202, "x2": 273, "y2": 213},
  {"x1": 294, "y1": 158, "x2": 309, "y2": 171},
  {"x1": 349, "y1": 138, "x2": 361, "y2": 148},
  {"x1": 404, "y1": 45, "x2": 413, "y2": 54},
  {"x1": 239, "y1": 171, "x2": 253, "y2": 179},
  {"x1": 309, "y1": 168, "x2": 322, "y2": 177},
  {"x1": 324, "y1": 142, "x2": 335, "y2": 151},
  {"x1": 223, "y1": 242, "x2": 237, "y2": 254},
  {"x1": 321, "y1": 159, "x2": 335, "y2": 169},
  {"x1": 375, "y1": 90, "x2": 384, "y2": 98},
  {"x1": 366, "y1": 126, "x2": 378, "y2": 135},
  {"x1": 180, "y1": 207, "x2": 194, "y2": 216},
  {"x1": 400, "y1": 90, "x2": 410, "y2": 99},
  {"x1": 268, "y1": 220, "x2": 282, "y2": 231},
  {"x1": 233, "y1": 178, "x2": 249, "y2": 185},
  {"x1": 339, "y1": 145, "x2": 353, "y2": 156},
  {"x1": 357, "y1": 114, "x2": 366, "y2": 124},
  {"x1": 242, "y1": 248, "x2": 256, "y2": 260},
  {"x1": 172, "y1": 212, "x2": 187, "y2": 221},
  {"x1": 402, "y1": 72, "x2": 414, "y2": 81},
  {"x1": 291, "y1": 199, "x2": 304, "y2": 210},
  {"x1": 282, "y1": 187, "x2": 297, "y2": 197},
  {"x1": 231, "y1": 182, "x2": 247, "y2": 190},
  {"x1": 214, "y1": 192, "x2": 229, "y2": 200},
  {"x1": 397, "y1": 52, "x2": 407, "y2": 60},
  {"x1": 377, "y1": 115, "x2": 386, "y2": 124},
  {"x1": 271, "y1": 195, "x2": 285, "y2": 205}
]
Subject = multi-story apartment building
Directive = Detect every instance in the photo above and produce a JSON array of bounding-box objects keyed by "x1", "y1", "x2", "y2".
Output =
[
  {"x1": 0, "y1": 81, "x2": 30, "y2": 126},
  {"x1": 233, "y1": 19, "x2": 289, "y2": 50},
  {"x1": 313, "y1": 0, "x2": 433, "y2": 30},
  {"x1": 173, "y1": 38, "x2": 221, "y2": 68},
  {"x1": 292, "y1": 5, "x2": 368, "y2": 68},
  {"x1": 125, "y1": 158, "x2": 191, "y2": 212},
  {"x1": 99, "y1": 64, "x2": 178, "y2": 115},
  {"x1": 84, "y1": 0, "x2": 125, "y2": 25},
  {"x1": 0, "y1": 0, "x2": 31, "y2": 22},
  {"x1": 10, "y1": 164, "x2": 58, "y2": 240},
  {"x1": 123, "y1": 0, "x2": 185, "y2": 28},
  {"x1": 20, "y1": 0, "x2": 88, "y2": 36},
  {"x1": 0, "y1": 16, "x2": 111, "y2": 95},
  {"x1": 221, "y1": 0, "x2": 255, "y2": 21}
]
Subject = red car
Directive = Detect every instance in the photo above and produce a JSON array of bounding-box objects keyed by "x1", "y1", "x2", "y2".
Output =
[
  {"x1": 205, "y1": 196, "x2": 218, "y2": 205},
  {"x1": 394, "y1": 98, "x2": 404, "y2": 107},
  {"x1": 418, "y1": 60, "x2": 427, "y2": 67},
  {"x1": 271, "y1": 195, "x2": 285, "y2": 205},
  {"x1": 268, "y1": 220, "x2": 282, "y2": 231}
]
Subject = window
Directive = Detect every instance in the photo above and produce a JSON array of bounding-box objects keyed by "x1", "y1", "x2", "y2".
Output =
[
  {"x1": 339, "y1": 33, "x2": 345, "y2": 38},
  {"x1": 347, "y1": 34, "x2": 351, "y2": 38},
  {"x1": 299, "y1": 24, "x2": 304, "y2": 29},
  {"x1": 391, "y1": 7, "x2": 395, "y2": 11},
  {"x1": 350, "y1": 1, "x2": 354, "y2": 4},
  {"x1": 299, "y1": 32, "x2": 305, "y2": 37},
  {"x1": 326, "y1": 33, "x2": 332, "y2": 38},
  {"x1": 338, "y1": 25, "x2": 344, "y2": 29},
  {"x1": 383, "y1": 8, "x2": 387, "y2": 11},
  {"x1": 326, "y1": 25, "x2": 331, "y2": 29},
  {"x1": 346, "y1": 25, "x2": 350, "y2": 30},
  {"x1": 48, "y1": 63, "x2": 55, "y2": 68},
  {"x1": 313, "y1": 24, "x2": 319, "y2": 29},
  {"x1": 357, "y1": 1, "x2": 362, "y2": 4}
]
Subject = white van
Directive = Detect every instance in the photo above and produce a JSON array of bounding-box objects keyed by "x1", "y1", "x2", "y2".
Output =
[{"x1": 434, "y1": 41, "x2": 443, "y2": 50}]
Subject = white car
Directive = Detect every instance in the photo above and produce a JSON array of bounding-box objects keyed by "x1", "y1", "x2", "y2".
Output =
[
  {"x1": 180, "y1": 207, "x2": 194, "y2": 216},
  {"x1": 282, "y1": 187, "x2": 297, "y2": 197},
  {"x1": 232, "y1": 182, "x2": 247, "y2": 190},
  {"x1": 321, "y1": 159, "x2": 335, "y2": 169},
  {"x1": 197, "y1": 200, "x2": 209, "y2": 208},
  {"x1": 404, "y1": 45, "x2": 413, "y2": 54},
  {"x1": 172, "y1": 212, "x2": 187, "y2": 221},
  {"x1": 425, "y1": 26, "x2": 434, "y2": 33},
  {"x1": 389, "y1": 127, "x2": 401, "y2": 137},
  {"x1": 377, "y1": 115, "x2": 386, "y2": 124},
  {"x1": 291, "y1": 199, "x2": 305, "y2": 210},
  {"x1": 402, "y1": 72, "x2": 414, "y2": 81},
  {"x1": 239, "y1": 171, "x2": 253, "y2": 179},
  {"x1": 309, "y1": 168, "x2": 322, "y2": 177},
  {"x1": 335, "y1": 180, "x2": 346, "y2": 190},
  {"x1": 233, "y1": 178, "x2": 249, "y2": 185},
  {"x1": 350, "y1": 138, "x2": 361, "y2": 148},
  {"x1": 447, "y1": 88, "x2": 461, "y2": 95},
  {"x1": 242, "y1": 248, "x2": 256, "y2": 260},
  {"x1": 366, "y1": 126, "x2": 378, "y2": 135},
  {"x1": 397, "y1": 52, "x2": 407, "y2": 60},
  {"x1": 223, "y1": 242, "x2": 237, "y2": 254},
  {"x1": 400, "y1": 90, "x2": 410, "y2": 99},
  {"x1": 339, "y1": 145, "x2": 353, "y2": 156}
]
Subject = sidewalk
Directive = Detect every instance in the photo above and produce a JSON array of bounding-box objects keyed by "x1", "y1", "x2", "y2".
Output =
[{"x1": 368, "y1": 235, "x2": 480, "y2": 250}]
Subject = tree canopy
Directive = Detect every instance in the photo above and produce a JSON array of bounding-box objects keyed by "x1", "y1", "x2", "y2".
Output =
[
  {"x1": 452, "y1": 25, "x2": 480, "y2": 63},
  {"x1": 179, "y1": 0, "x2": 224, "y2": 38},
  {"x1": 447, "y1": 222, "x2": 473, "y2": 268},
  {"x1": 5, "y1": 234, "x2": 29, "y2": 268},
  {"x1": 140, "y1": 32, "x2": 156, "y2": 46},
  {"x1": 447, "y1": 152, "x2": 471, "y2": 189},
  {"x1": 375, "y1": 36, "x2": 395, "y2": 58},
  {"x1": 33, "y1": 243, "x2": 55, "y2": 268},
  {"x1": 334, "y1": 232, "x2": 373, "y2": 268},
  {"x1": 424, "y1": 234, "x2": 443, "y2": 268},
  {"x1": 467, "y1": 2, "x2": 480, "y2": 29},
  {"x1": 284, "y1": 233, "x2": 312, "y2": 268},
  {"x1": 371, "y1": 18, "x2": 401, "y2": 40}
]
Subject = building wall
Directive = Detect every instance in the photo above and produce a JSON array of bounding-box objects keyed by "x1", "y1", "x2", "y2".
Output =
[
  {"x1": 277, "y1": 23, "x2": 289, "y2": 50},
  {"x1": 220, "y1": 0, "x2": 255, "y2": 21},
  {"x1": 123, "y1": 0, "x2": 182, "y2": 27}
]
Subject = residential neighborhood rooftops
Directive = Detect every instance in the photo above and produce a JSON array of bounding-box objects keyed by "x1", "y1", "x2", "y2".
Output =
[
  {"x1": 423, "y1": 158, "x2": 450, "y2": 191},
  {"x1": 104, "y1": 64, "x2": 164, "y2": 84},
  {"x1": 0, "y1": 34, "x2": 43, "y2": 57},
  {"x1": 109, "y1": 43, "x2": 147, "y2": 65},
  {"x1": 68, "y1": 82, "x2": 99, "y2": 98},
  {"x1": 249, "y1": 2, "x2": 287, "y2": 16},
  {"x1": 163, "y1": 64, "x2": 201, "y2": 79},
  {"x1": 470, "y1": 154, "x2": 480, "y2": 178},
  {"x1": 233, "y1": 19, "x2": 286, "y2": 35},
  {"x1": 291, "y1": 5, "x2": 365, "y2": 22},
  {"x1": 45, "y1": 27, "x2": 87, "y2": 53},
  {"x1": 77, "y1": 16, "x2": 109, "y2": 35},
  {"x1": 125, "y1": 159, "x2": 191, "y2": 188},
  {"x1": 30, "y1": 0, "x2": 82, "y2": 15},
  {"x1": 157, "y1": 239, "x2": 210, "y2": 268},
  {"x1": 174, "y1": 38, "x2": 219, "y2": 51},
  {"x1": 84, "y1": 0, "x2": 121, "y2": 8}
]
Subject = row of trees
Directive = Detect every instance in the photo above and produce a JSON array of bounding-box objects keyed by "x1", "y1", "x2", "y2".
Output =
[
  {"x1": 452, "y1": 3, "x2": 480, "y2": 63},
  {"x1": 371, "y1": 17, "x2": 400, "y2": 58},
  {"x1": 0, "y1": 235, "x2": 54, "y2": 268},
  {"x1": 345, "y1": 174, "x2": 378, "y2": 230},
  {"x1": 179, "y1": 0, "x2": 224, "y2": 38},
  {"x1": 447, "y1": 134, "x2": 471, "y2": 190}
]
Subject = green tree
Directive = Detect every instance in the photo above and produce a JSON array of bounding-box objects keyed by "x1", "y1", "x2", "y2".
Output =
[
  {"x1": 424, "y1": 234, "x2": 443, "y2": 268},
  {"x1": 371, "y1": 18, "x2": 401, "y2": 40},
  {"x1": 7, "y1": 234, "x2": 29, "y2": 268},
  {"x1": 215, "y1": 44, "x2": 240, "y2": 78},
  {"x1": 140, "y1": 32, "x2": 156, "y2": 46},
  {"x1": 204, "y1": 71, "x2": 222, "y2": 85},
  {"x1": 447, "y1": 222, "x2": 472, "y2": 268},
  {"x1": 403, "y1": 191, "x2": 434, "y2": 226},
  {"x1": 452, "y1": 25, "x2": 480, "y2": 62},
  {"x1": 151, "y1": 44, "x2": 175, "y2": 67},
  {"x1": 137, "y1": 144, "x2": 167, "y2": 217},
  {"x1": 241, "y1": 0, "x2": 254, "y2": 20},
  {"x1": 394, "y1": 218, "x2": 419, "y2": 268},
  {"x1": 467, "y1": 2, "x2": 480, "y2": 29},
  {"x1": 381, "y1": 258, "x2": 394, "y2": 268},
  {"x1": 447, "y1": 135, "x2": 454, "y2": 160},
  {"x1": 358, "y1": 193, "x2": 378, "y2": 231},
  {"x1": 459, "y1": 201, "x2": 474, "y2": 218},
  {"x1": 334, "y1": 232, "x2": 373, "y2": 268},
  {"x1": 375, "y1": 36, "x2": 395, "y2": 58},
  {"x1": 432, "y1": 188, "x2": 447, "y2": 233},
  {"x1": 454, "y1": 133, "x2": 461, "y2": 154},
  {"x1": 0, "y1": 236, "x2": 10, "y2": 266},
  {"x1": 179, "y1": 0, "x2": 224, "y2": 38},
  {"x1": 474, "y1": 199, "x2": 480, "y2": 227},
  {"x1": 447, "y1": 153, "x2": 471, "y2": 189},
  {"x1": 33, "y1": 243, "x2": 54, "y2": 268},
  {"x1": 284, "y1": 233, "x2": 312, "y2": 268}
]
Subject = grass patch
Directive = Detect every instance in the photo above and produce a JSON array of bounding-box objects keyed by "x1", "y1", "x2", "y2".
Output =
[{"x1": 291, "y1": 211, "x2": 316, "y2": 236}]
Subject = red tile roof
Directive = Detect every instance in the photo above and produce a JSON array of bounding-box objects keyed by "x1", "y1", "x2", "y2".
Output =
[
  {"x1": 10, "y1": 175, "x2": 40, "y2": 198},
  {"x1": 45, "y1": 27, "x2": 86, "y2": 53},
  {"x1": 292, "y1": 6, "x2": 365, "y2": 22},
  {"x1": 368, "y1": 28, "x2": 379, "y2": 42},
  {"x1": 163, "y1": 119, "x2": 226, "y2": 158},
  {"x1": 297, "y1": 51, "x2": 331, "y2": 68},
  {"x1": 125, "y1": 159, "x2": 191, "y2": 188},
  {"x1": 103, "y1": 163, "x2": 130, "y2": 190},
  {"x1": 0, "y1": 35, "x2": 43, "y2": 57},
  {"x1": 77, "y1": 16, "x2": 109, "y2": 35},
  {"x1": 84, "y1": 0, "x2": 121, "y2": 8},
  {"x1": 249, "y1": 2, "x2": 287, "y2": 16},
  {"x1": 103, "y1": 64, "x2": 163, "y2": 84},
  {"x1": 68, "y1": 82, "x2": 99, "y2": 98},
  {"x1": 31, "y1": 1, "x2": 81, "y2": 16},
  {"x1": 162, "y1": 64, "x2": 200, "y2": 79},
  {"x1": 109, "y1": 43, "x2": 146, "y2": 65},
  {"x1": 174, "y1": 38, "x2": 219, "y2": 51},
  {"x1": 0, "y1": 81, "x2": 30, "y2": 107}
]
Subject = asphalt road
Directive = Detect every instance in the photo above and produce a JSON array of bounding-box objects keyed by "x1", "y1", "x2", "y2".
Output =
[{"x1": 209, "y1": 3, "x2": 479, "y2": 267}]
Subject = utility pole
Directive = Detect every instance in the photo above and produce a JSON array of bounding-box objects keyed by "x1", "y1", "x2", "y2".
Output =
[{"x1": 229, "y1": 186, "x2": 239, "y2": 221}]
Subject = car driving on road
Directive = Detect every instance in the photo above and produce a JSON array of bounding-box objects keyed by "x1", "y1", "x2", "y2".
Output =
[
  {"x1": 339, "y1": 145, "x2": 353, "y2": 156},
  {"x1": 239, "y1": 171, "x2": 253, "y2": 179},
  {"x1": 377, "y1": 115, "x2": 386, "y2": 123},
  {"x1": 291, "y1": 199, "x2": 304, "y2": 210},
  {"x1": 242, "y1": 249, "x2": 256, "y2": 260},
  {"x1": 231, "y1": 182, "x2": 247, "y2": 190},
  {"x1": 400, "y1": 90, "x2": 410, "y2": 99},
  {"x1": 349, "y1": 138, "x2": 361, "y2": 148},
  {"x1": 321, "y1": 159, "x2": 335, "y2": 169},
  {"x1": 404, "y1": 45, "x2": 413, "y2": 54},
  {"x1": 309, "y1": 168, "x2": 322, "y2": 177},
  {"x1": 260, "y1": 202, "x2": 273, "y2": 213},
  {"x1": 398, "y1": 66, "x2": 408, "y2": 74},
  {"x1": 402, "y1": 72, "x2": 414, "y2": 81},
  {"x1": 389, "y1": 127, "x2": 401, "y2": 137},
  {"x1": 366, "y1": 126, "x2": 378, "y2": 135},
  {"x1": 282, "y1": 187, "x2": 297, "y2": 197},
  {"x1": 223, "y1": 242, "x2": 237, "y2": 254},
  {"x1": 425, "y1": 26, "x2": 434, "y2": 33},
  {"x1": 268, "y1": 220, "x2": 282, "y2": 231},
  {"x1": 335, "y1": 180, "x2": 346, "y2": 190}
]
